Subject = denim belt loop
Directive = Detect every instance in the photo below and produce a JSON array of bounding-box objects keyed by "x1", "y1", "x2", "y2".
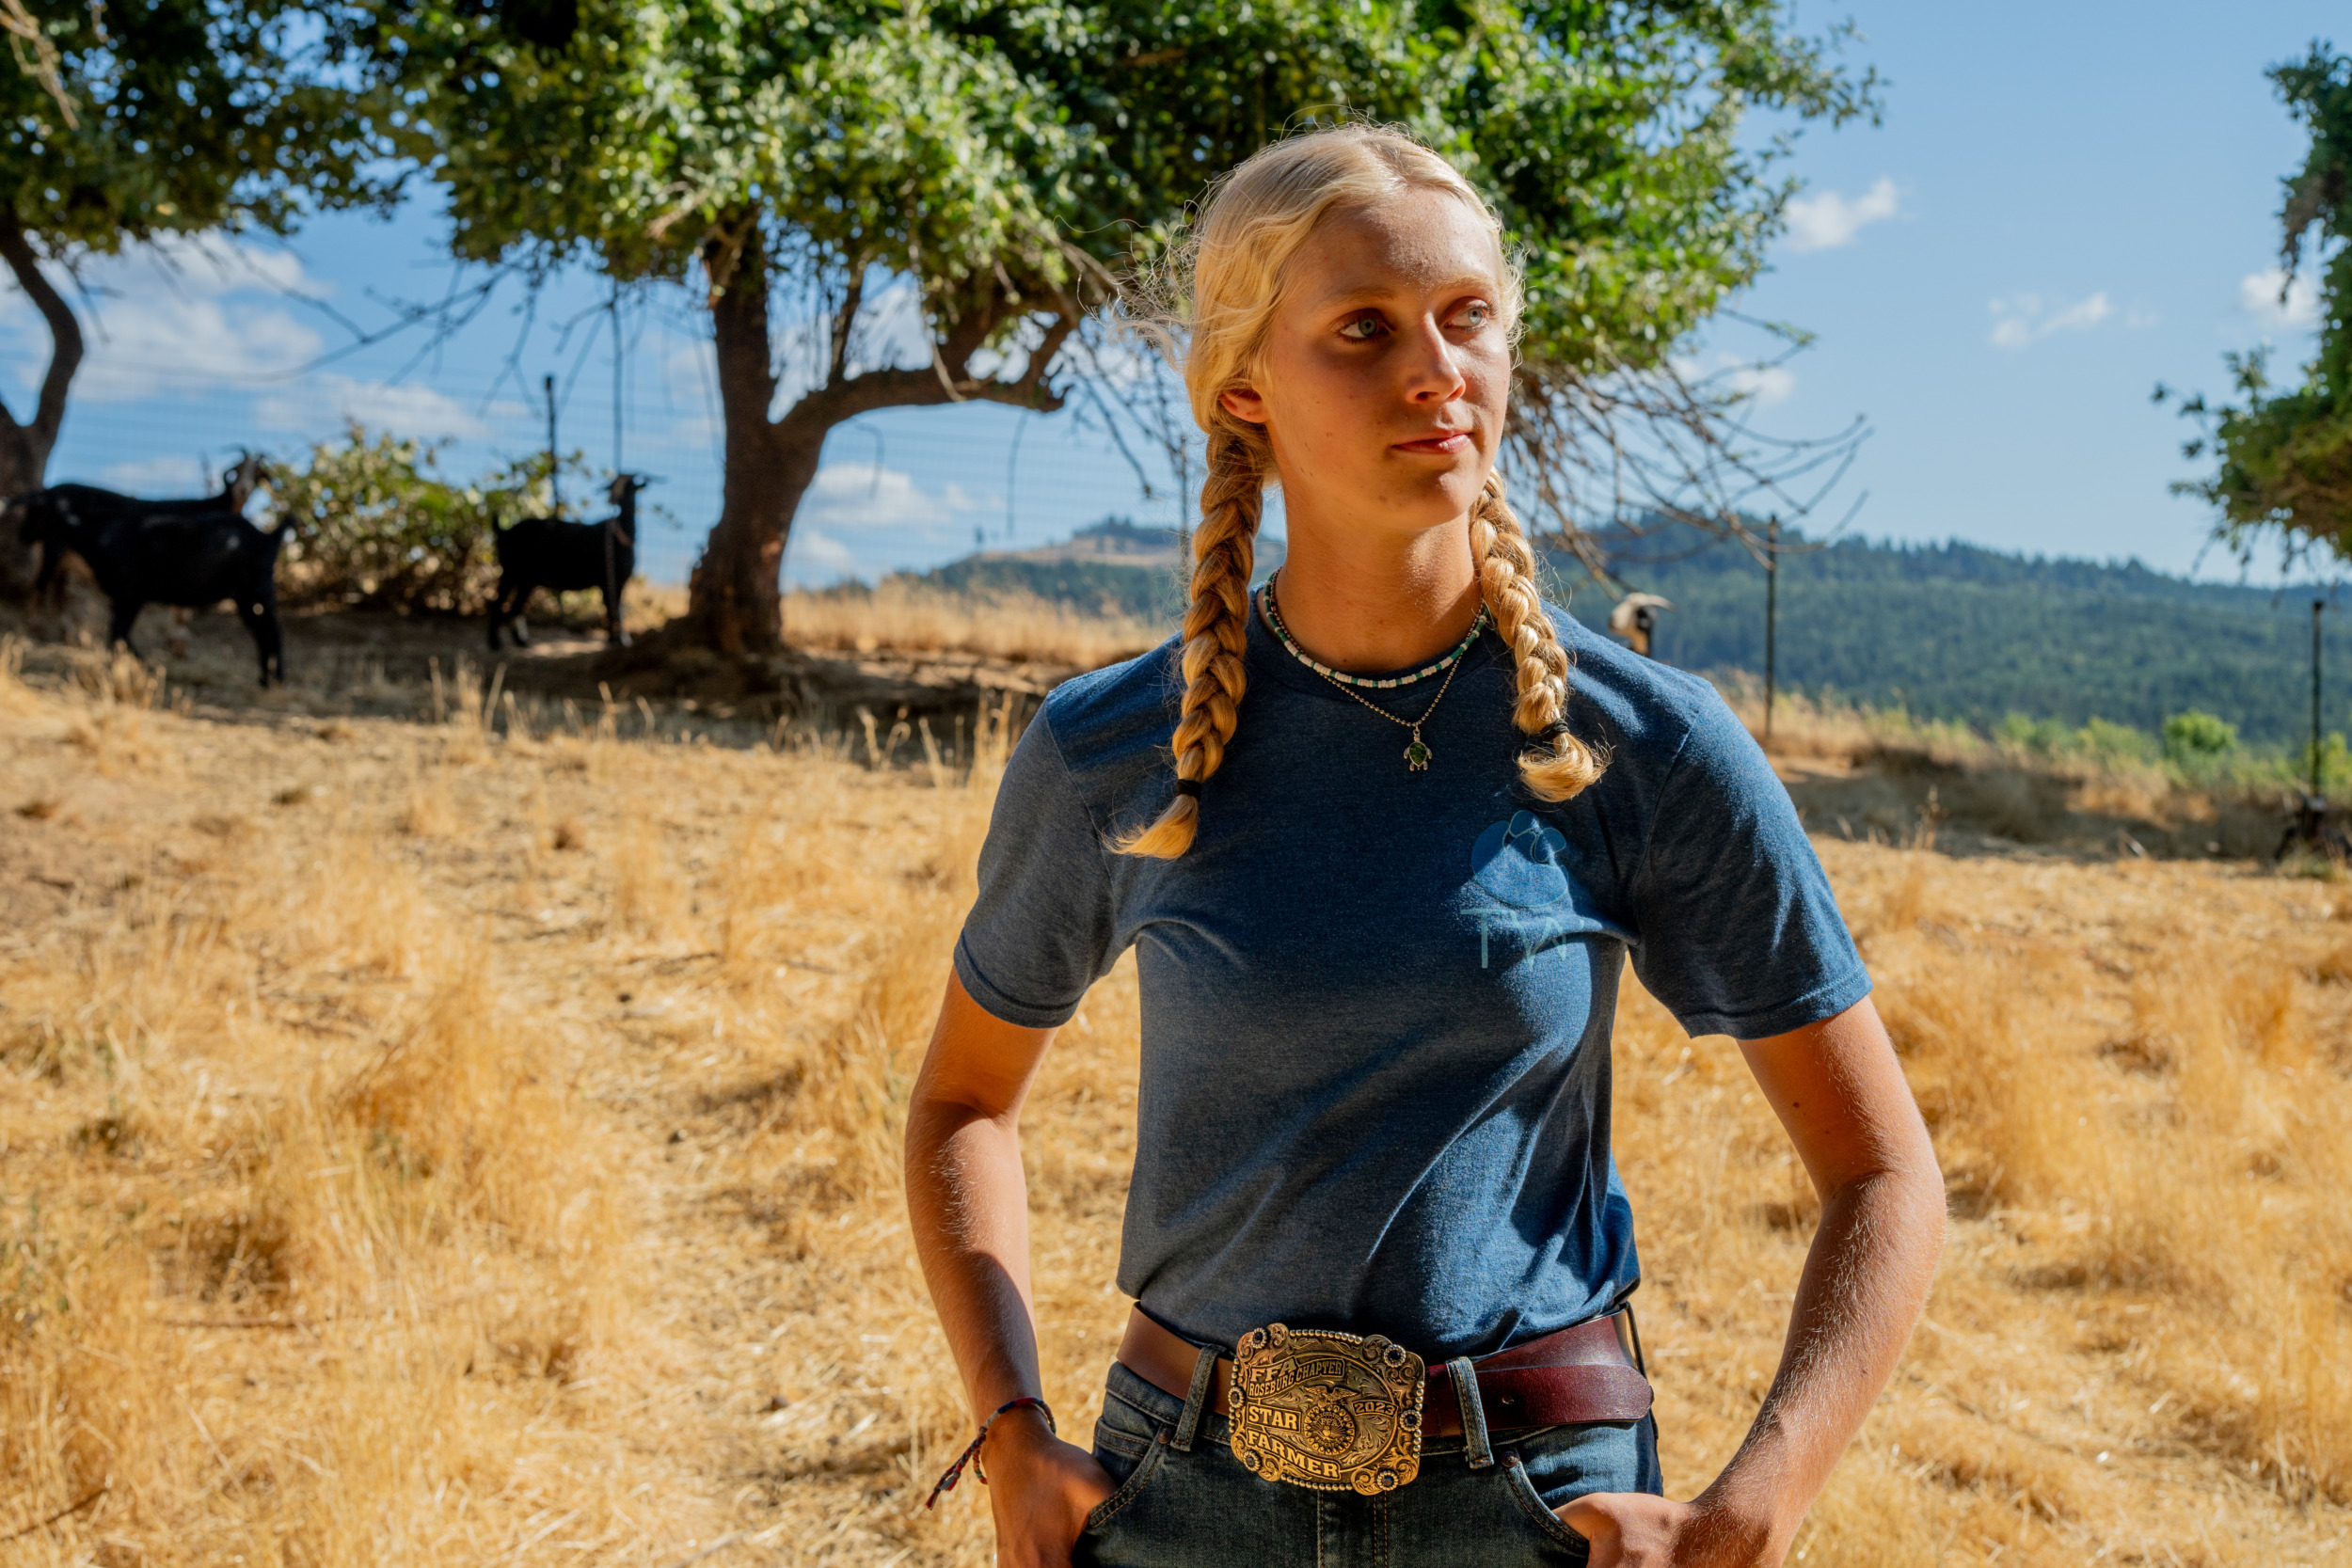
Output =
[
  {"x1": 1445, "y1": 1355, "x2": 1494, "y2": 1469},
  {"x1": 1170, "y1": 1342, "x2": 1221, "y2": 1453}
]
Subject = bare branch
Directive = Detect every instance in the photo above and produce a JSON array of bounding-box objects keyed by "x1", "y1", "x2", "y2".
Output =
[
  {"x1": 827, "y1": 269, "x2": 864, "y2": 388},
  {"x1": 0, "y1": 213, "x2": 83, "y2": 447},
  {"x1": 2, "y1": 0, "x2": 76, "y2": 127}
]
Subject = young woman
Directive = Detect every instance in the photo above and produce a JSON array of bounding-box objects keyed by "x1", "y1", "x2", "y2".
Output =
[{"x1": 905, "y1": 125, "x2": 1945, "y2": 1568}]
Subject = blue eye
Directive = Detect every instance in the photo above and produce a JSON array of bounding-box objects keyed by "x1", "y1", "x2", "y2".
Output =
[
  {"x1": 1340, "y1": 313, "x2": 1387, "y2": 341},
  {"x1": 1454, "y1": 303, "x2": 1492, "y2": 329}
]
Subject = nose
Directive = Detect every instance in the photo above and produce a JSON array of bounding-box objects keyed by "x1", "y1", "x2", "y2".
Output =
[{"x1": 1400, "y1": 315, "x2": 1466, "y2": 404}]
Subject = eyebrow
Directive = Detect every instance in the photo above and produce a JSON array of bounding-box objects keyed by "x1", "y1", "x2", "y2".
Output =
[{"x1": 1310, "y1": 276, "x2": 1500, "y2": 313}]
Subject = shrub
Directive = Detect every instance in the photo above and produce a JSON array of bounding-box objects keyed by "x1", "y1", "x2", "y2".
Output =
[
  {"x1": 271, "y1": 425, "x2": 557, "y2": 614},
  {"x1": 1995, "y1": 712, "x2": 2072, "y2": 753},
  {"x1": 2163, "y1": 709, "x2": 2240, "y2": 759},
  {"x1": 2076, "y1": 717, "x2": 2156, "y2": 765}
]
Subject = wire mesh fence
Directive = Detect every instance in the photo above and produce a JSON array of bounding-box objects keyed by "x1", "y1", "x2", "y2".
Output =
[{"x1": 30, "y1": 353, "x2": 1197, "y2": 589}]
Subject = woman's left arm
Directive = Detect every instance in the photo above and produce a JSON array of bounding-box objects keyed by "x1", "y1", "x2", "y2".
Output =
[{"x1": 1558, "y1": 995, "x2": 1946, "y2": 1568}]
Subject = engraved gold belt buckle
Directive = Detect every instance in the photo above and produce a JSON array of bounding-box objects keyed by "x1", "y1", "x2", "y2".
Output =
[{"x1": 1227, "y1": 1323, "x2": 1426, "y2": 1494}]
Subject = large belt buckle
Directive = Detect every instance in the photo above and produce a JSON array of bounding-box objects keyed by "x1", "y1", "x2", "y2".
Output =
[{"x1": 1228, "y1": 1323, "x2": 1425, "y2": 1494}]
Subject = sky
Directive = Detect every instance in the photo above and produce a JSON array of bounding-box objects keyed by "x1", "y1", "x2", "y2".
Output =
[
  {"x1": 1724, "y1": 1, "x2": 2339, "y2": 581},
  {"x1": 1, "y1": 1, "x2": 2342, "y2": 588}
]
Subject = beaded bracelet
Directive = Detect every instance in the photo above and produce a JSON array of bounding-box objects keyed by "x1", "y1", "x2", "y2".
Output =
[{"x1": 924, "y1": 1395, "x2": 1057, "y2": 1510}]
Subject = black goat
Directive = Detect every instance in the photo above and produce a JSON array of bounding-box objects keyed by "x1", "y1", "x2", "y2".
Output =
[
  {"x1": 17, "y1": 492, "x2": 294, "y2": 685},
  {"x1": 487, "y1": 472, "x2": 651, "y2": 650},
  {"x1": 8, "y1": 452, "x2": 269, "y2": 599}
]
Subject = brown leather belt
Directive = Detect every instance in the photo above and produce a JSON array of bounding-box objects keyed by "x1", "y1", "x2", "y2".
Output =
[{"x1": 1116, "y1": 1307, "x2": 1652, "y2": 1438}]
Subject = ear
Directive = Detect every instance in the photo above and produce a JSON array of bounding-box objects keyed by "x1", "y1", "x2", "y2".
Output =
[{"x1": 1218, "y1": 384, "x2": 1270, "y2": 425}]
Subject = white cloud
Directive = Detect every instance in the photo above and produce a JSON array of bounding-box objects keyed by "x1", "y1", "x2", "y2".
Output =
[
  {"x1": 2239, "y1": 266, "x2": 2321, "y2": 329},
  {"x1": 253, "y1": 375, "x2": 518, "y2": 440},
  {"x1": 1724, "y1": 363, "x2": 1797, "y2": 407},
  {"x1": 0, "y1": 232, "x2": 331, "y2": 404},
  {"x1": 1784, "y1": 178, "x2": 1901, "y2": 253},
  {"x1": 782, "y1": 462, "x2": 985, "y2": 586},
  {"x1": 1988, "y1": 292, "x2": 2113, "y2": 350},
  {"x1": 791, "y1": 529, "x2": 859, "y2": 577},
  {"x1": 795, "y1": 461, "x2": 977, "y2": 537},
  {"x1": 100, "y1": 453, "x2": 217, "y2": 496}
]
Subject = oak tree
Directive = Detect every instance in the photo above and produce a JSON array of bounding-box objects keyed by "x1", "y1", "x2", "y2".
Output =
[{"x1": 377, "y1": 0, "x2": 1870, "y2": 654}]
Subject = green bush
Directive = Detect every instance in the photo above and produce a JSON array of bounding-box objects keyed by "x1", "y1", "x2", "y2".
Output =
[
  {"x1": 271, "y1": 424, "x2": 557, "y2": 614},
  {"x1": 2163, "y1": 709, "x2": 2240, "y2": 759},
  {"x1": 1995, "y1": 712, "x2": 2070, "y2": 753},
  {"x1": 2077, "y1": 717, "x2": 2156, "y2": 765}
]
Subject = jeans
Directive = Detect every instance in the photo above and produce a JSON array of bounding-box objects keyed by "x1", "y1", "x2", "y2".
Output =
[{"x1": 1073, "y1": 1360, "x2": 1664, "y2": 1567}]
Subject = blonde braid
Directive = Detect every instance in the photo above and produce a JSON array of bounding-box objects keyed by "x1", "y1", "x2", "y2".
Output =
[
  {"x1": 1114, "y1": 429, "x2": 1263, "y2": 858},
  {"x1": 1470, "y1": 472, "x2": 1607, "y2": 800}
]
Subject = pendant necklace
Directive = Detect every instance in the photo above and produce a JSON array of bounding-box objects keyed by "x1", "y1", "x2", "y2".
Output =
[{"x1": 1260, "y1": 573, "x2": 1486, "y2": 771}]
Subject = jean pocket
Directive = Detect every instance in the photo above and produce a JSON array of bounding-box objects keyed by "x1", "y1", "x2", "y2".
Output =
[
  {"x1": 1082, "y1": 1433, "x2": 1169, "y2": 1535},
  {"x1": 1502, "y1": 1452, "x2": 1593, "y2": 1562},
  {"x1": 1090, "y1": 1418, "x2": 1153, "y2": 1489}
]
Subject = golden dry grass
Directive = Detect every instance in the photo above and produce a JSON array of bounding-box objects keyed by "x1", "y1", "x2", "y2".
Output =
[
  {"x1": 1722, "y1": 683, "x2": 2293, "y2": 863},
  {"x1": 781, "y1": 581, "x2": 1164, "y2": 669},
  {"x1": 2, "y1": 639, "x2": 2349, "y2": 1565}
]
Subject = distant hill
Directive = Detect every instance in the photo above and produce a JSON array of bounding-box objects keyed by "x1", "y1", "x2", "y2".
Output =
[
  {"x1": 913, "y1": 517, "x2": 1283, "y2": 620},
  {"x1": 1547, "y1": 526, "x2": 2344, "y2": 746},
  {"x1": 898, "y1": 516, "x2": 2347, "y2": 745}
]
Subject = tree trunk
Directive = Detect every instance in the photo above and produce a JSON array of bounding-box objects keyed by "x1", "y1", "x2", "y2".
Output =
[
  {"x1": 0, "y1": 422, "x2": 48, "y2": 597},
  {"x1": 681, "y1": 240, "x2": 820, "y2": 656},
  {"x1": 672, "y1": 225, "x2": 1073, "y2": 657},
  {"x1": 0, "y1": 214, "x2": 82, "y2": 596}
]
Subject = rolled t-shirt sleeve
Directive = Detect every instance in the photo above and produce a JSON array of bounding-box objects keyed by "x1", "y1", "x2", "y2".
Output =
[
  {"x1": 953, "y1": 712, "x2": 1122, "y2": 1028},
  {"x1": 1626, "y1": 691, "x2": 1870, "y2": 1040}
]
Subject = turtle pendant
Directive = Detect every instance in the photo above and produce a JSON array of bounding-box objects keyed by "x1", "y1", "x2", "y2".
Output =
[{"x1": 1405, "y1": 732, "x2": 1432, "y2": 771}]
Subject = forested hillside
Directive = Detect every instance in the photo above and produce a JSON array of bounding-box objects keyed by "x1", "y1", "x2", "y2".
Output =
[{"x1": 1549, "y1": 527, "x2": 2346, "y2": 744}]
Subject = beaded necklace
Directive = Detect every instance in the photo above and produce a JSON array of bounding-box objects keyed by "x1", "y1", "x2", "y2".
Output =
[{"x1": 1260, "y1": 573, "x2": 1487, "y2": 771}]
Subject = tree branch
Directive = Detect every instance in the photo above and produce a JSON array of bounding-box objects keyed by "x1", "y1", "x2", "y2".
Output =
[
  {"x1": 0, "y1": 214, "x2": 83, "y2": 447},
  {"x1": 777, "y1": 300, "x2": 1081, "y2": 439},
  {"x1": 827, "y1": 268, "x2": 863, "y2": 389},
  {"x1": 1014, "y1": 295, "x2": 1079, "y2": 398}
]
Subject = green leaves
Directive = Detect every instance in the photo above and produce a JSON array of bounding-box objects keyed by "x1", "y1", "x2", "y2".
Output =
[
  {"x1": 273, "y1": 423, "x2": 553, "y2": 613},
  {"x1": 384, "y1": 0, "x2": 1089, "y2": 298},
  {"x1": 379, "y1": 0, "x2": 1871, "y2": 379},
  {"x1": 3, "y1": 0, "x2": 398, "y2": 252},
  {"x1": 2173, "y1": 43, "x2": 2352, "y2": 562}
]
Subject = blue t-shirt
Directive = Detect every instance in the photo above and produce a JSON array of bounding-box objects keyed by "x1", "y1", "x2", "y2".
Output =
[{"x1": 953, "y1": 602, "x2": 1868, "y2": 1361}]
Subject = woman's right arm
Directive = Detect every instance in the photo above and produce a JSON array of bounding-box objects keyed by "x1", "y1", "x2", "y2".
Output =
[{"x1": 906, "y1": 970, "x2": 1115, "y2": 1567}]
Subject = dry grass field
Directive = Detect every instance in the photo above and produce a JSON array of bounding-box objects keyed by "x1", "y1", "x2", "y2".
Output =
[
  {"x1": 780, "y1": 583, "x2": 1163, "y2": 670},
  {"x1": 2, "y1": 633, "x2": 2350, "y2": 1566}
]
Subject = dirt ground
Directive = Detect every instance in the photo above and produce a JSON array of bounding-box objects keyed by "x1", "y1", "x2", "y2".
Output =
[{"x1": 0, "y1": 590, "x2": 1076, "y2": 751}]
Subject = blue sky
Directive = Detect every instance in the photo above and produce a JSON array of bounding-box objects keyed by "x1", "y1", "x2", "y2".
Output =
[
  {"x1": 1724, "y1": 1, "x2": 2338, "y2": 580},
  {"x1": 1, "y1": 2, "x2": 2341, "y2": 587}
]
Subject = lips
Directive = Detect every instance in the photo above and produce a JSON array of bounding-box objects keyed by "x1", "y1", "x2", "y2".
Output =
[{"x1": 1393, "y1": 430, "x2": 1472, "y2": 454}]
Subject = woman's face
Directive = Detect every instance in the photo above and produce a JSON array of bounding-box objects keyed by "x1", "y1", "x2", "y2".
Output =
[{"x1": 1220, "y1": 186, "x2": 1511, "y2": 545}]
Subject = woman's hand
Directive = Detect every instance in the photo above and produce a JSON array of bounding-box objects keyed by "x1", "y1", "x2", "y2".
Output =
[
  {"x1": 981, "y1": 1408, "x2": 1118, "y2": 1568},
  {"x1": 1554, "y1": 1492, "x2": 1781, "y2": 1568}
]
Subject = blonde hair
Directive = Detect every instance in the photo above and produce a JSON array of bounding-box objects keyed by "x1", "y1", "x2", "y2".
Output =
[{"x1": 1118, "y1": 124, "x2": 1605, "y2": 859}]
